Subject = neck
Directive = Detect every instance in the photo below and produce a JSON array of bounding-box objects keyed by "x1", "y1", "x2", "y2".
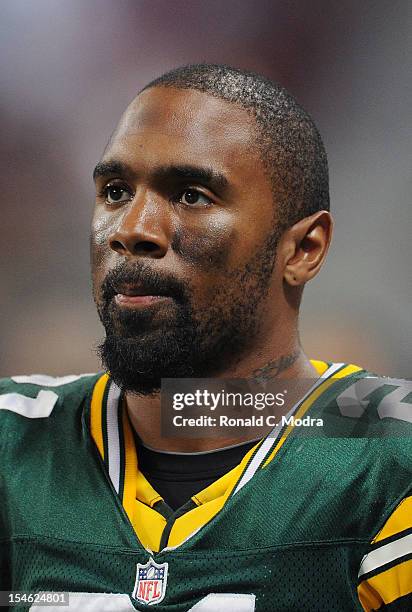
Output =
[{"x1": 125, "y1": 337, "x2": 317, "y2": 453}]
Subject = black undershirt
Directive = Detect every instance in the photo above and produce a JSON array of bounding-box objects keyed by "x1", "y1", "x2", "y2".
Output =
[{"x1": 136, "y1": 440, "x2": 257, "y2": 511}]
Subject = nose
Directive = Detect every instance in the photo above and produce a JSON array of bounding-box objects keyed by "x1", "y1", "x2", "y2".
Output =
[{"x1": 108, "y1": 191, "x2": 169, "y2": 258}]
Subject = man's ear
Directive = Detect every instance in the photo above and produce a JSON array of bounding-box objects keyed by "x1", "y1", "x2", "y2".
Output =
[{"x1": 282, "y1": 211, "x2": 333, "y2": 286}]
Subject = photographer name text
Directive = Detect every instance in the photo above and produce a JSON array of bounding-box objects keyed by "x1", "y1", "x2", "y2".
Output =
[{"x1": 172, "y1": 415, "x2": 324, "y2": 428}]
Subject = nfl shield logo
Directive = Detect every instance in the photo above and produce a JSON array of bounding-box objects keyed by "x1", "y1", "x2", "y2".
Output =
[{"x1": 132, "y1": 557, "x2": 168, "y2": 605}]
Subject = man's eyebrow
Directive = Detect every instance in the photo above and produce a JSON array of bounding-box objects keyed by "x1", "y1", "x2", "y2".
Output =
[
  {"x1": 153, "y1": 165, "x2": 229, "y2": 192},
  {"x1": 93, "y1": 161, "x2": 229, "y2": 192},
  {"x1": 92, "y1": 160, "x2": 131, "y2": 181}
]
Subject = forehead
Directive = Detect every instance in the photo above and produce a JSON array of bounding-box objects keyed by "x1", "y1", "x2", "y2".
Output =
[{"x1": 103, "y1": 87, "x2": 265, "y2": 176}]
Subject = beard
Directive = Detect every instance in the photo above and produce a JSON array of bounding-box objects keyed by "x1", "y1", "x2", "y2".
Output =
[{"x1": 95, "y1": 229, "x2": 279, "y2": 395}]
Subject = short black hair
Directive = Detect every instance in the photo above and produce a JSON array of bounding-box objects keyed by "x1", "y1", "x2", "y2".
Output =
[{"x1": 143, "y1": 63, "x2": 329, "y2": 231}]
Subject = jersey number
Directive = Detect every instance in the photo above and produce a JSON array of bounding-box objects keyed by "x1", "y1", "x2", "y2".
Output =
[
  {"x1": 0, "y1": 389, "x2": 58, "y2": 418},
  {"x1": 336, "y1": 377, "x2": 412, "y2": 422}
]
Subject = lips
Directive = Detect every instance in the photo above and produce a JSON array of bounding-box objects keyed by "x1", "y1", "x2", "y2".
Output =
[
  {"x1": 114, "y1": 283, "x2": 164, "y2": 297},
  {"x1": 113, "y1": 283, "x2": 170, "y2": 307},
  {"x1": 115, "y1": 294, "x2": 166, "y2": 306}
]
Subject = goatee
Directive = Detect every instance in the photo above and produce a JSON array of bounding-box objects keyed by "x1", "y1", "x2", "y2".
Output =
[{"x1": 95, "y1": 227, "x2": 279, "y2": 395}]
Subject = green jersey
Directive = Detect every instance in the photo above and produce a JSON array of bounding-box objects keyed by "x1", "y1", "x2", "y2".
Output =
[{"x1": 1, "y1": 362, "x2": 411, "y2": 611}]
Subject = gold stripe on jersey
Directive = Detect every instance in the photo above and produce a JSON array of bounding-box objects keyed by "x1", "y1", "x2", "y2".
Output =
[
  {"x1": 310, "y1": 360, "x2": 329, "y2": 376},
  {"x1": 135, "y1": 469, "x2": 163, "y2": 507},
  {"x1": 358, "y1": 559, "x2": 412, "y2": 610},
  {"x1": 373, "y1": 496, "x2": 412, "y2": 543},
  {"x1": 192, "y1": 462, "x2": 251, "y2": 507},
  {"x1": 90, "y1": 373, "x2": 109, "y2": 459},
  {"x1": 134, "y1": 500, "x2": 168, "y2": 552},
  {"x1": 263, "y1": 363, "x2": 362, "y2": 468},
  {"x1": 358, "y1": 580, "x2": 382, "y2": 611},
  {"x1": 333, "y1": 364, "x2": 363, "y2": 377},
  {"x1": 358, "y1": 495, "x2": 412, "y2": 610}
]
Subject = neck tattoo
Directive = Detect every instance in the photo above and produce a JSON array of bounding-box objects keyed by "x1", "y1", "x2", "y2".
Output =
[{"x1": 252, "y1": 351, "x2": 300, "y2": 382}]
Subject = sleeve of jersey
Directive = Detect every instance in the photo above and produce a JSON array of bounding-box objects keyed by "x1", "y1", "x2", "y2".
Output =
[{"x1": 358, "y1": 496, "x2": 412, "y2": 611}]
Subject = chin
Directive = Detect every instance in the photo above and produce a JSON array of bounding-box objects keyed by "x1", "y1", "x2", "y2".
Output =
[{"x1": 97, "y1": 330, "x2": 196, "y2": 394}]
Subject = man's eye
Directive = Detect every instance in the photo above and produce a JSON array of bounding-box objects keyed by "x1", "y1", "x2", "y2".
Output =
[
  {"x1": 104, "y1": 185, "x2": 132, "y2": 204},
  {"x1": 177, "y1": 189, "x2": 212, "y2": 207}
]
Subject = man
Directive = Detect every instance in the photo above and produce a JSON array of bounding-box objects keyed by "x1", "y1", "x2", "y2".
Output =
[{"x1": 0, "y1": 64, "x2": 411, "y2": 611}]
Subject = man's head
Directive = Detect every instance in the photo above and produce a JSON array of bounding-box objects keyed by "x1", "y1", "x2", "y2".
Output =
[
  {"x1": 91, "y1": 64, "x2": 332, "y2": 394},
  {"x1": 143, "y1": 64, "x2": 329, "y2": 231}
]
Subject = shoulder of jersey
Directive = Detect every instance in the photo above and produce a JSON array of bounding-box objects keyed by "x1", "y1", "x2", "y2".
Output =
[
  {"x1": 311, "y1": 368, "x2": 412, "y2": 482},
  {"x1": 0, "y1": 373, "x2": 101, "y2": 428},
  {"x1": 321, "y1": 367, "x2": 412, "y2": 434}
]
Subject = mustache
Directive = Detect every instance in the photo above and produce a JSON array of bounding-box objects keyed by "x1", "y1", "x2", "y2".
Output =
[{"x1": 100, "y1": 261, "x2": 188, "y2": 304}]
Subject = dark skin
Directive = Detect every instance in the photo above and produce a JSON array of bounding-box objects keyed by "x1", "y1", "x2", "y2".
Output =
[{"x1": 91, "y1": 86, "x2": 333, "y2": 452}]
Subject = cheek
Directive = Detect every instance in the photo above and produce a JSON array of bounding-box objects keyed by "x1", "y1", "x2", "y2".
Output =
[
  {"x1": 92, "y1": 211, "x2": 113, "y2": 248},
  {"x1": 90, "y1": 213, "x2": 114, "y2": 286},
  {"x1": 171, "y1": 216, "x2": 236, "y2": 272}
]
